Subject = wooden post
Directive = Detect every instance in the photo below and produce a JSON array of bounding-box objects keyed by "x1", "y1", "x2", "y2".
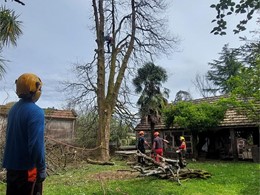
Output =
[{"x1": 230, "y1": 128, "x2": 238, "y2": 160}]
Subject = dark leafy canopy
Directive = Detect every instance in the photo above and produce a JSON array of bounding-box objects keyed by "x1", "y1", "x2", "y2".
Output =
[
  {"x1": 133, "y1": 62, "x2": 168, "y2": 94},
  {"x1": 206, "y1": 44, "x2": 243, "y2": 94},
  {"x1": 163, "y1": 101, "x2": 228, "y2": 132},
  {"x1": 227, "y1": 57, "x2": 260, "y2": 120},
  {"x1": 235, "y1": 37, "x2": 260, "y2": 66},
  {"x1": 210, "y1": 0, "x2": 260, "y2": 35},
  {"x1": 133, "y1": 62, "x2": 169, "y2": 122}
]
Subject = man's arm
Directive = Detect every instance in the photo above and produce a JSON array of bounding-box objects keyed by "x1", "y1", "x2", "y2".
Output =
[
  {"x1": 144, "y1": 140, "x2": 150, "y2": 148},
  {"x1": 163, "y1": 139, "x2": 169, "y2": 144}
]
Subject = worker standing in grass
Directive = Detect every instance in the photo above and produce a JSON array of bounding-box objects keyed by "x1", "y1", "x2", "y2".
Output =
[
  {"x1": 178, "y1": 136, "x2": 187, "y2": 159},
  {"x1": 2, "y1": 73, "x2": 46, "y2": 195},
  {"x1": 137, "y1": 131, "x2": 150, "y2": 164},
  {"x1": 152, "y1": 131, "x2": 169, "y2": 162}
]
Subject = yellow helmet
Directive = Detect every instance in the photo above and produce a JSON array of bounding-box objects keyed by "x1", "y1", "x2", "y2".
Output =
[
  {"x1": 180, "y1": 136, "x2": 185, "y2": 141},
  {"x1": 15, "y1": 73, "x2": 43, "y2": 102}
]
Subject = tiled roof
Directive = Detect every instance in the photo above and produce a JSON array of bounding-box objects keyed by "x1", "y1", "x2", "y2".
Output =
[
  {"x1": 0, "y1": 104, "x2": 77, "y2": 120},
  {"x1": 219, "y1": 109, "x2": 258, "y2": 127},
  {"x1": 44, "y1": 109, "x2": 77, "y2": 119}
]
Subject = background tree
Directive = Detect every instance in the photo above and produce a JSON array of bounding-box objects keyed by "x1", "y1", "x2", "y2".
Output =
[
  {"x1": 196, "y1": 23, "x2": 259, "y2": 98},
  {"x1": 133, "y1": 62, "x2": 169, "y2": 141},
  {"x1": 205, "y1": 44, "x2": 243, "y2": 94},
  {"x1": 0, "y1": 6, "x2": 22, "y2": 80},
  {"x1": 193, "y1": 73, "x2": 217, "y2": 98},
  {"x1": 174, "y1": 90, "x2": 192, "y2": 102},
  {"x1": 75, "y1": 111, "x2": 132, "y2": 149},
  {"x1": 64, "y1": 0, "x2": 178, "y2": 161},
  {"x1": 227, "y1": 57, "x2": 260, "y2": 121},
  {"x1": 210, "y1": 0, "x2": 260, "y2": 35}
]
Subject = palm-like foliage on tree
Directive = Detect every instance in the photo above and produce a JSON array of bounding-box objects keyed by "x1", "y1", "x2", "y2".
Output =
[
  {"x1": 133, "y1": 62, "x2": 169, "y2": 132},
  {"x1": 0, "y1": 6, "x2": 22, "y2": 79}
]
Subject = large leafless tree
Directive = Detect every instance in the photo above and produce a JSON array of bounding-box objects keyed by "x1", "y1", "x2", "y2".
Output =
[{"x1": 64, "y1": 0, "x2": 179, "y2": 161}]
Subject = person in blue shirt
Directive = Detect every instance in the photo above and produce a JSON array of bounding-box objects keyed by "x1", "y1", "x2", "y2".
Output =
[
  {"x1": 3, "y1": 73, "x2": 46, "y2": 195},
  {"x1": 137, "y1": 131, "x2": 150, "y2": 164}
]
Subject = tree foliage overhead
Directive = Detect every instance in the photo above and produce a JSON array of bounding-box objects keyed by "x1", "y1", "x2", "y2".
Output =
[
  {"x1": 0, "y1": 6, "x2": 22, "y2": 80},
  {"x1": 0, "y1": 6, "x2": 22, "y2": 47},
  {"x1": 210, "y1": 0, "x2": 260, "y2": 35},
  {"x1": 4, "y1": 0, "x2": 25, "y2": 6}
]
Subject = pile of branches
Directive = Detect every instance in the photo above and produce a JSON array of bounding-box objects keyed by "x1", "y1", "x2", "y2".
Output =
[
  {"x1": 45, "y1": 136, "x2": 114, "y2": 175},
  {"x1": 132, "y1": 151, "x2": 211, "y2": 185}
]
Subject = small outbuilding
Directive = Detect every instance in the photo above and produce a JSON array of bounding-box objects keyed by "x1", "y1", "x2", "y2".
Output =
[{"x1": 0, "y1": 104, "x2": 77, "y2": 144}]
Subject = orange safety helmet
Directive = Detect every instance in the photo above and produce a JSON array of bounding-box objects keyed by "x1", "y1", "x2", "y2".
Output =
[
  {"x1": 16, "y1": 73, "x2": 43, "y2": 102},
  {"x1": 139, "y1": 131, "x2": 144, "y2": 135},
  {"x1": 154, "y1": 131, "x2": 159, "y2": 136}
]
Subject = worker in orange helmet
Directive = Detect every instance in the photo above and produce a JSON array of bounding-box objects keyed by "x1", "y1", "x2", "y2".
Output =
[
  {"x1": 137, "y1": 131, "x2": 150, "y2": 164},
  {"x1": 152, "y1": 131, "x2": 169, "y2": 162}
]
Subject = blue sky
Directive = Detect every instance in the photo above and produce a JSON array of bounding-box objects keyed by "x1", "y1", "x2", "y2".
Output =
[{"x1": 0, "y1": 0, "x2": 258, "y2": 109}]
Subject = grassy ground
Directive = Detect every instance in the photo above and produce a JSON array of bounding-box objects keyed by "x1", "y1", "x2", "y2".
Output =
[{"x1": 0, "y1": 160, "x2": 259, "y2": 195}]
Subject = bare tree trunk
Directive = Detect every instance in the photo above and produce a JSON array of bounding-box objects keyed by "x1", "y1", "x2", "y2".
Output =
[
  {"x1": 93, "y1": 0, "x2": 136, "y2": 161},
  {"x1": 97, "y1": 108, "x2": 112, "y2": 161}
]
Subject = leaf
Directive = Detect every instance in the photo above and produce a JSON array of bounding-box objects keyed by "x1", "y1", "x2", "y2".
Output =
[
  {"x1": 233, "y1": 29, "x2": 239, "y2": 34},
  {"x1": 240, "y1": 9, "x2": 246, "y2": 14},
  {"x1": 210, "y1": 4, "x2": 216, "y2": 8},
  {"x1": 230, "y1": 2, "x2": 236, "y2": 6},
  {"x1": 227, "y1": 12, "x2": 232, "y2": 15},
  {"x1": 210, "y1": 27, "x2": 219, "y2": 33}
]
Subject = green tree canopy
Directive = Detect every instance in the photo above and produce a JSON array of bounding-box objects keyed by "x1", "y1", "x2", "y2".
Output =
[
  {"x1": 227, "y1": 57, "x2": 260, "y2": 121},
  {"x1": 163, "y1": 100, "x2": 228, "y2": 132},
  {"x1": 133, "y1": 62, "x2": 169, "y2": 132}
]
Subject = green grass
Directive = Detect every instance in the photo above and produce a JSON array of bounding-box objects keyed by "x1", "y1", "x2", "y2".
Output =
[{"x1": 0, "y1": 160, "x2": 259, "y2": 195}]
